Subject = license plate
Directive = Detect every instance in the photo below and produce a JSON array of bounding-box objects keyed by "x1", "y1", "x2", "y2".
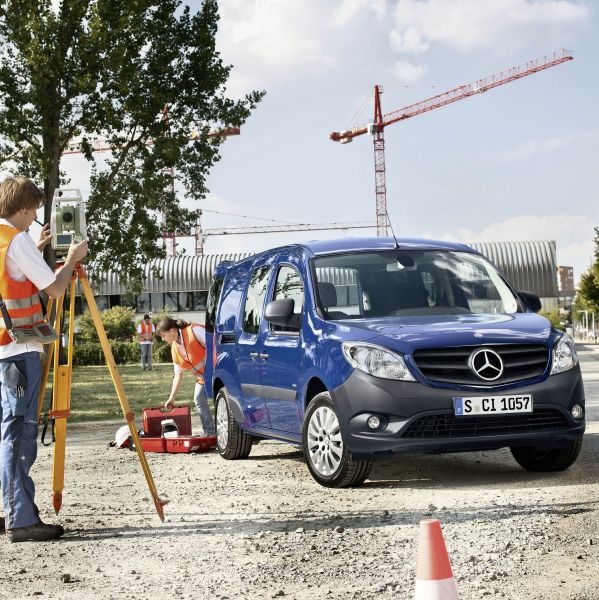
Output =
[{"x1": 453, "y1": 395, "x2": 533, "y2": 416}]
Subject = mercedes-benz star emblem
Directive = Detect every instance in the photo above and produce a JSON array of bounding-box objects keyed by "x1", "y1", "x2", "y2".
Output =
[{"x1": 469, "y1": 348, "x2": 504, "y2": 381}]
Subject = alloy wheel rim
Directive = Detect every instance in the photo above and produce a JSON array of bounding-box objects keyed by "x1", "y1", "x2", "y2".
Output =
[
  {"x1": 216, "y1": 397, "x2": 229, "y2": 450},
  {"x1": 307, "y1": 406, "x2": 343, "y2": 476}
]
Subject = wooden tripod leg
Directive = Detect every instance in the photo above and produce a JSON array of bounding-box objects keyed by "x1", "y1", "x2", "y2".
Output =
[
  {"x1": 77, "y1": 264, "x2": 168, "y2": 521},
  {"x1": 50, "y1": 286, "x2": 71, "y2": 514},
  {"x1": 37, "y1": 296, "x2": 55, "y2": 420}
]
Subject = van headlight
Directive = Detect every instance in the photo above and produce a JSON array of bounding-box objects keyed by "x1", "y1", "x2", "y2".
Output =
[
  {"x1": 342, "y1": 342, "x2": 416, "y2": 381},
  {"x1": 550, "y1": 334, "x2": 578, "y2": 375}
]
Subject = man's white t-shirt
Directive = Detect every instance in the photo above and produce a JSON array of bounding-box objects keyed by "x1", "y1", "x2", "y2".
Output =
[
  {"x1": 0, "y1": 219, "x2": 56, "y2": 359},
  {"x1": 137, "y1": 322, "x2": 155, "y2": 345},
  {"x1": 173, "y1": 325, "x2": 206, "y2": 375}
]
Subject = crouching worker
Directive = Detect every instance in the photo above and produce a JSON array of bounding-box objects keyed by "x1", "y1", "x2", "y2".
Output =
[
  {"x1": 0, "y1": 176, "x2": 88, "y2": 542},
  {"x1": 156, "y1": 318, "x2": 215, "y2": 436}
]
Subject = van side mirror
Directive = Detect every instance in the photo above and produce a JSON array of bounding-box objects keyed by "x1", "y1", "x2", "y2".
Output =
[
  {"x1": 264, "y1": 298, "x2": 295, "y2": 325},
  {"x1": 518, "y1": 291, "x2": 542, "y2": 313}
]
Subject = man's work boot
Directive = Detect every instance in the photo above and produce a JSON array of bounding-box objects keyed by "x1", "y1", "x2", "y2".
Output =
[
  {"x1": 8, "y1": 521, "x2": 64, "y2": 543},
  {"x1": 0, "y1": 516, "x2": 5, "y2": 533}
]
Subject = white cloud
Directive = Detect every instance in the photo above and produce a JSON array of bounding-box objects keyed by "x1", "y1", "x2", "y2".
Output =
[
  {"x1": 391, "y1": 59, "x2": 428, "y2": 82},
  {"x1": 499, "y1": 131, "x2": 599, "y2": 161},
  {"x1": 442, "y1": 214, "x2": 596, "y2": 284},
  {"x1": 331, "y1": 0, "x2": 386, "y2": 26},
  {"x1": 218, "y1": 0, "x2": 337, "y2": 94},
  {"x1": 390, "y1": 0, "x2": 589, "y2": 54}
]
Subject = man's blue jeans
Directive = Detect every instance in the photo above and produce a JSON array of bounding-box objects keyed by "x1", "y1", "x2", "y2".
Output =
[
  {"x1": 194, "y1": 383, "x2": 215, "y2": 435},
  {"x1": 0, "y1": 352, "x2": 42, "y2": 529},
  {"x1": 140, "y1": 344, "x2": 152, "y2": 370}
]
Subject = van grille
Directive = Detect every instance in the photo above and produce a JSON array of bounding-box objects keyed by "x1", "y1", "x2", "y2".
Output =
[
  {"x1": 402, "y1": 410, "x2": 569, "y2": 439},
  {"x1": 401, "y1": 410, "x2": 569, "y2": 438},
  {"x1": 412, "y1": 344, "x2": 549, "y2": 386}
]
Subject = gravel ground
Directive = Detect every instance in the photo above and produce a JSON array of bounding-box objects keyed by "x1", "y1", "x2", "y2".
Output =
[{"x1": 1, "y1": 345, "x2": 598, "y2": 600}]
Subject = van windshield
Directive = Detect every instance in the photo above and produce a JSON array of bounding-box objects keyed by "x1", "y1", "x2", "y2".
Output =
[{"x1": 313, "y1": 250, "x2": 519, "y2": 319}]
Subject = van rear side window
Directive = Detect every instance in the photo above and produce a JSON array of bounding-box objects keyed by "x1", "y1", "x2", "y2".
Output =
[{"x1": 243, "y1": 266, "x2": 271, "y2": 334}]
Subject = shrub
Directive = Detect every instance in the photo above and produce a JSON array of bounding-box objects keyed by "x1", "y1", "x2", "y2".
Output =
[
  {"x1": 79, "y1": 306, "x2": 136, "y2": 343},
  {"x1": 73, "y1": 340, "x2": 140, "y2": 366}
]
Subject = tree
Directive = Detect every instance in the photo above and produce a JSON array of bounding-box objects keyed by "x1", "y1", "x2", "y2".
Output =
[
  {"x1": 0, "y1": 0, "x2": 263, "y2": 283},
  {"x1": 575, "y1": 226, "x2": 599, "y2": 315},
  {"x1": 78, "y1": 305, "x2": 135, "y2": 342}
]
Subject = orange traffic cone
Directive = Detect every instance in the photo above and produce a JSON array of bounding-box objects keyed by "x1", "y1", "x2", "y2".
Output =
[{"x1": 414, "y1": 519, "x2": 459, "y2": 599}]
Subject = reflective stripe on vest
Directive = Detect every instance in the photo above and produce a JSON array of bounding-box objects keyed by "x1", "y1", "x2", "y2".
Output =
[
  {"x1": 171, "y1": 325, "x2": 206, "y2": 379},
  {"x1": 0, "y1": 224, "x2": 46, "y2": 345}
]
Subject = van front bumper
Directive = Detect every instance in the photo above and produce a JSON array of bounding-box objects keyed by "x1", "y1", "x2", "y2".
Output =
[{"x1": 331, "y1": 366, "x2": 585, "y2": 457}]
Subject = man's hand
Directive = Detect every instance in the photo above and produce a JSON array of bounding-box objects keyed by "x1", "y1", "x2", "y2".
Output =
[
  {"x1": 36, "y1": 223, "x2": 52, "y2": 252},
  {"x1": 65, "y1": 239, "x2": 88, "y2": 265}
]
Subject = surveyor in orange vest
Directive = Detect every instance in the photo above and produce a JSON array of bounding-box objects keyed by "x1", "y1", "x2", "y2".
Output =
[
  {"x1": 0, "y1": 176, "x2": 87, "y2": 542},
  {"x1": 137, "y1": 314, "x2": 155, "y2": 371},
  {"x1": 156, "y1": 317, "x2": 215, "y2": 436}
]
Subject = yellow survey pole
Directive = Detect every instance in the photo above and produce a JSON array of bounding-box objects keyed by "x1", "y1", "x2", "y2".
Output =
[
  {"x1": 77, "y1": 264, "x2": 168, "y2": 521},
  {"x1": 50, "y1": 283, "x2": 70, "y2": 514}
]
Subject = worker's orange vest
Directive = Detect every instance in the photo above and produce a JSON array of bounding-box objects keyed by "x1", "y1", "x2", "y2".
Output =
[
  {"x1": 140, "y1": 322, "x2": 153, "y2": 336},
  {"x1": 0, "y1": 225, "x2": 45, "y2": 345},
  {"x1": 171, "y1": 325, "x2": 206, "y2": 383}
]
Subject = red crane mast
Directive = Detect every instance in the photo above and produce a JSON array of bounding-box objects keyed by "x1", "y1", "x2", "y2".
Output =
[{"x1": 331, "y1": 50, "x2": 574, "y2": 236}]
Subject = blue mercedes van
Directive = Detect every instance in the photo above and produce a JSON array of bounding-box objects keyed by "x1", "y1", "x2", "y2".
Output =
[{"x1": 204, "y1": 238, "x2": 584, "y2": 487}]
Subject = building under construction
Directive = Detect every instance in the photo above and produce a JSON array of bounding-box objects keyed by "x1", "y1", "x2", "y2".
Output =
[{"x1": 87, "y1": 239, "x2": 558, "y2": 320}]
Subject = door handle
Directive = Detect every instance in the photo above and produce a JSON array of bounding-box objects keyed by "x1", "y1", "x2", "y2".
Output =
[
  {"x1": 250, "y1": 351, "x2": 259, "y2": 360},
  {"x1": 259, "y1": 353, "x2": 269, "y2": 360}
]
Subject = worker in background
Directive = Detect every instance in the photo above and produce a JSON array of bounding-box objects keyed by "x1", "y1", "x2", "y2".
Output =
[
  {"x1": 137, "y1": 314, "x2": 155, "y2": 371},
  {"x1": 0, "y1": 175, "x2": 88, "y2": 542},
  {"x1": 156, "y1": 317, "x2": 215, "y2": 436}
]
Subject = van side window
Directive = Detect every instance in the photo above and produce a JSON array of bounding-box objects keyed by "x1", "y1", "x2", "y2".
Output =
[
  {"x1": 205, "y1": 276, "x2": 224, "y2": 333},
  {"x1": 242, "y1": 266, "x2": 271, "y2": 334},
  {"x1": 271, "y1": 265, "x2": 304, "y2": 333}
]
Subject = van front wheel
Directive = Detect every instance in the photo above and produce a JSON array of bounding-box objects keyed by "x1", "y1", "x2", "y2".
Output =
[
  {"x1": 215, "y1": 387, "x2": 252, "y2": 460},
  {"x1": 302, "y1": 392, "x2": 372, "y2": 488},
  {"x1": 510, "y1": 436, "x2": 583, "y2": 472}
]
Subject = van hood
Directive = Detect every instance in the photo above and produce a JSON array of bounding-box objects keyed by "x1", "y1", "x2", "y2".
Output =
[{"x1": 336, "y1": 313, "x2": 557, "y2": 354}]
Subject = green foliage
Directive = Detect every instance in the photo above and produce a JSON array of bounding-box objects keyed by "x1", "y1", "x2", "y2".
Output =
[
  {"x1": 79, "y1": 305, "x2": 135, "y2": 342},
  {"x1": 539, "y1": 309, "x2": 565, "y2": 331},
  {"x1": 0, "y1": 1, "x2": 264, "y2": 278},
  {"x1": 575, "y1": 226, "x2": 599, "y2": 315},
  {"x1": 73, "y1": 339, "x2": 140, "y2": 366}
]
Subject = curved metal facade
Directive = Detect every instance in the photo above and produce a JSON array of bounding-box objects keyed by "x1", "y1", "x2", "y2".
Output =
[
  {"x1": 94, "y1": 253, "x2": 252, "y2": 295},
  {"x1": 467, "y1": 240, "x2": 557, "y2": 298},
  {"x1": 94, "y1": 240, "x2": 557, "y2": 300}
]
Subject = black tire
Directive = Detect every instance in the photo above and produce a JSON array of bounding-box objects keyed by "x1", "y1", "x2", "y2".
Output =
[
  {"x1": 510, "y1": 436, "x2": 583, "y2": 472},
  {"x1": 215, "y1": 387, "x2": 252, "y2": 460},
  {"x1": 302, "y1": 392, "x2": 372, "y2": 488}
]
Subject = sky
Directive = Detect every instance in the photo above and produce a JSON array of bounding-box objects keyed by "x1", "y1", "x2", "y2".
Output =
[{"x1": 56, "y1": 0, "x2": 598, "y2": 284}]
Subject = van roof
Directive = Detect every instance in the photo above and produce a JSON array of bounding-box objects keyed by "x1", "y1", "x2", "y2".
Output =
[
  {"x1": 215, "y1": 237, "x2": 476, "y2": 274},
  {"x1": 302, "y1": 237, "x2": 473, "y2": 255}
]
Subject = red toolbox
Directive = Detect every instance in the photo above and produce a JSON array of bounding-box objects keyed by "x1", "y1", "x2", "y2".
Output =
[
  {"x1": 138, "y1": 435, "x2": 216, "y2": 454},
  {"x1": 142, "y1": 406, "x2": 192, "y2": 436}
]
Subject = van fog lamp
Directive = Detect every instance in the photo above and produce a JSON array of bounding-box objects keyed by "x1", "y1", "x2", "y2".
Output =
[
  {"x1": 550, "y1": 335, "x2": 578, "y2": 376},
  {"x1": 367, "y1": 415, "x2": 381, "y2": 430},
  {"x1": 342, "y1": 342, "x2": 416, "y2": 381},
  {"x1": 571, "y1": 404, "x2": 584, "y2": 420}
]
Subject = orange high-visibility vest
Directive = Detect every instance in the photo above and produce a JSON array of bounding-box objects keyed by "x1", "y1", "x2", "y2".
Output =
[
  {"x1": 172, "y1": 325, "x2": 206, "y2": 383},
  {"x1": 0, "y1": 225, "x2": 46, "y2": 345},
  {"x1": 140, "y1": 322, "x2": 153, "y2": 337}
]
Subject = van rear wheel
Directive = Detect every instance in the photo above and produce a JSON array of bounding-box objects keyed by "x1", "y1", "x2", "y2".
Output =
[
  {"x1": 302, "y1": 392, "x2": 372, "y2": 488},
  {"x1": 216, "y1": 387, "x2": 252, "y2": 460},
  {"x1": 510, "y1": 436, "x2": 583, "y2": 472}
]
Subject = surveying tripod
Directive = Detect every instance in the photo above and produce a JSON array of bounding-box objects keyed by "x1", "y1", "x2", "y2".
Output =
[{"x1": 36, "y1": 262, "x2": 168, "y2": 521}]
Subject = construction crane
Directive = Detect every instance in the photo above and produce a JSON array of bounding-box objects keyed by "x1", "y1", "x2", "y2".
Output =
[
  {"x1": 330, "y1": 50, "x2": 574, "y2": 236},
  {"x1": 175, "y1": 220, "x2": 376, "y2": 255}
]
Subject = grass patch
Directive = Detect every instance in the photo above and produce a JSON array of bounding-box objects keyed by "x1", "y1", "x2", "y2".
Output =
[{"x1": 39, "y1": 363, "x2": 197, "y2": 422}]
